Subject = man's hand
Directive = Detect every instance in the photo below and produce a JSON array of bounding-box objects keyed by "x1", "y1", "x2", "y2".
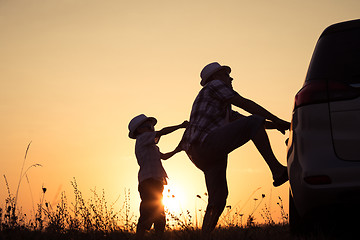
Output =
[
  {"x1": 181, "y1": 120, "x2": 189, "y2": 128},
  {"x1": 274, "y1": 119, "x2": 290, "y2": 135},
  {"x1": 161, "y1": 152, "x2": 173, "y2": 160}
]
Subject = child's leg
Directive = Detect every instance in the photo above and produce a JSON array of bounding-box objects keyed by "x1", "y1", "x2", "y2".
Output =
[
  {"x1": 136, "y1": 180, "x2": 155, "y2": 239},
  {"x1": 154, "y1": 183, "x2": 166, "y2": 237},
  {"x1": 135, "y1": 226, "x2": 146, "y2": 240},
  {"x1": 154, "y1": 207, "x2": 166, "y2": 238},
  {"x1": 136, "y1": 201, "x2": 152, "y2": 240}
]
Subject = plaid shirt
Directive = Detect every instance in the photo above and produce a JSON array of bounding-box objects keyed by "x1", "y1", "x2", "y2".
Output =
[
  {"x1": 135, "y1": 131, "x2": 168, "y2": 184},
  {"x1": 182, "y1": 79, "x2": 241, "y2": 151}
]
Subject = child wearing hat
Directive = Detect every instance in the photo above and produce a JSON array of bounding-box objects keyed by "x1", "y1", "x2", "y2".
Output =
[{"x1": 128, "y1": 114, "x2": 188, "y2": 240}]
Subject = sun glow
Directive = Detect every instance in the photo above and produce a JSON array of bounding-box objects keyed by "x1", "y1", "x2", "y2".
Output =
[{"x1": 162, "y1": 183, "x2": 186, "y2": 214}]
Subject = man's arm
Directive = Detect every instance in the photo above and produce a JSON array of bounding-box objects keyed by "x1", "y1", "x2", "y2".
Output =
[
  {"x1": 264, "y1": 120, "x2": 277, "y2": 129},
  {"x1": 155, "y1": 121, "x2": 188, "y2": 139},
  {"x1": 264, "y1": 120, "x2": 288, "y2": 134},
  {"x1": 229, "y1": 95, "x2": 290, "y2": 132}
]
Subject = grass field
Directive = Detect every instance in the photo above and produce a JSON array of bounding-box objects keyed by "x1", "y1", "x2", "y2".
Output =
[
  {"x1": 1, "y1": 176, "x2": 346, "y2": 240},
  {"x1": 0, "y1": 225, "x2": 292, "y2": 240},
  {"x1": 0, "y1": 175, "x2": 291, "y2": 239},
  {"x1": 0, "y1": 143, "x2": 349, "y2": 239}
]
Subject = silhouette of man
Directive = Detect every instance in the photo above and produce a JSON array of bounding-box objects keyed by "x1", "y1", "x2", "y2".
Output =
[{"x1": 181, "y1": 62, "x2": 290, "y2": 238}]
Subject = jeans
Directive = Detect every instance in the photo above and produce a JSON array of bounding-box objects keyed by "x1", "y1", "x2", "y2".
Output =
[
  {"x1": 137, "y1": 178, "x2": 166, "y2": 234},
  {"x1": 186, "y1": 115, "x2": 264, "y2": 233}
]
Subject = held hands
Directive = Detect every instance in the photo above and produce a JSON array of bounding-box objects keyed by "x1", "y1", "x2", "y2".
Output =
[
  {"x1": 158, "y1": 120, "x2": 188, "y2": 160},
  {"x1": 181, "y1": 120, "x2": 189, "y2": 128},
  {"x1": 274, "y1": 118, "x2": 291, "y2": 135},
  {"x1": 161, "y1": 144, "x2": 183, "y2": 160},
  {"x1": 161, "y1": 152, "x2": 173, "y2": 160}
]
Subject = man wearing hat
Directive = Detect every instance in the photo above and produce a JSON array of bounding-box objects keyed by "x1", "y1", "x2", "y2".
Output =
[
  {"x1": 128, "y1": 114, "x2": 188, "y2": 239},
  {"x1": 181, "y1": 62, "x2": 290, "y2": 238}
]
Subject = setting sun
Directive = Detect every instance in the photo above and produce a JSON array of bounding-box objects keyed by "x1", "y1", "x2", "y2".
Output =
[
  {"x1": 1, "y1": 1, "x2": 360, "y2": 238},
  {"x1": 162, "y1": 183, "x2": 187, "y2": 214}
]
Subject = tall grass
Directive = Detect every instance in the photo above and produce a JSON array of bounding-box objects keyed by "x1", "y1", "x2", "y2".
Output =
[
  {"x1": 0, "y1": 177, "x2": 294, "y2": 239},
  {"x1": 0, "y1": 144, "x2": 294, "y2": 239}
]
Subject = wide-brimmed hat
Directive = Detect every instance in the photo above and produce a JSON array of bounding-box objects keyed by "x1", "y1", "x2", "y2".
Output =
[
  {"x1": 128, "y1": 114, "x2": 157, "y2": 139},
  {"x1": 200, "y1": 62, "x2": 231, "y2": 86}
]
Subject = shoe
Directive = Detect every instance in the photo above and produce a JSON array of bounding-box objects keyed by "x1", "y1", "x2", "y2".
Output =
[{"x1": 273, "y1": 168, "x2": 288, "y2": 187}]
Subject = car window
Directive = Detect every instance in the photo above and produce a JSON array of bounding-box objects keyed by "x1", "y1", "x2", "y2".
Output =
[{"x1": 306, "y1": 28, "x2": 360, "y2": 84}]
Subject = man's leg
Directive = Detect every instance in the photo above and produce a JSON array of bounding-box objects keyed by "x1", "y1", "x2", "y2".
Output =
[
  {"x1": 202, "y1": 158, "x2": 228, "y2": 239},
  {"x1": 204, "y1": 115, "x2": 265, "y2": 155},
  {"x1": 204, "y1": 116, "x2": 287, "y2": 186},
  {"x1": 251, "y1": 126, "x2": 287, "y2": 185}
]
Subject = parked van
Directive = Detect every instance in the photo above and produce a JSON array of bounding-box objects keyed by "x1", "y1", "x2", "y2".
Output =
[{"x1": 287, "y1": 19, "x2": 360, "y2": 233}]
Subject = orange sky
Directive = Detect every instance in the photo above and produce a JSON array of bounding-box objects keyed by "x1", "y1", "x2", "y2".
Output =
[{"x1": 1, "y1": 0, "x2": 360, "y2": 223}]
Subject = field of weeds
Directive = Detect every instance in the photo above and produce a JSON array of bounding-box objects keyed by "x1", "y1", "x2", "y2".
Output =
[
  {"x1": 2, "y1": 177, "x2": 343, "y2": 240},
  {"x1": 1, "y1": 175, "x2": 295, "y2": 240},
  {"x1": 0, "y1": 143, "x2": 344, "y2": 240},
  {"x1": 0, "y1": 143, "x2": 292, "y2": 239}
]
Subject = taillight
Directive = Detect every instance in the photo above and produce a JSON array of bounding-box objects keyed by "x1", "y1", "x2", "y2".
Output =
[
  {"x1": 304, "y1": 175, "x2": 332, "y2": 185},
  {"x1": 294, "y1": 82, "x2": 327, "y2": 109},
  {"x1": 328, "y1": 81, "x2": 360, "y2": 100},
  {"x1": 294, "y1": 81, "x2": 360, "y2": 109}
]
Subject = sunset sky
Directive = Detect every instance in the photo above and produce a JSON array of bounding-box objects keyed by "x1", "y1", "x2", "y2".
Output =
[{"x1": 1, "y1": 0, "x2": 359, "y2": 223}]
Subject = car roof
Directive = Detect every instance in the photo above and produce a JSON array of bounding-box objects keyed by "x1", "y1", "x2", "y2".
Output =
[{"x1": 320, "y1": 19, "x2": 360, "y2": 39}]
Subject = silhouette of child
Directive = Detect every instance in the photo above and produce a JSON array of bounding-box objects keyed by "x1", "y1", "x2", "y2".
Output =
[{"x1": 128, "y1": 114, "x2": 188, "y2": 240}]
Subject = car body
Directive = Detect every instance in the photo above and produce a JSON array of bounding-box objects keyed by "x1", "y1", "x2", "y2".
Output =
[{"x1": 287, "y1": 19, "x2": 360, "y2": 232}]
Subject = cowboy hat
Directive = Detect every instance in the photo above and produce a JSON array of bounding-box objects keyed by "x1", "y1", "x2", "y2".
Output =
[
  {"x1": 200, "y1": 62, "x2": 231, "y2": 86},
  {"x1": 128, "y1": 114, "x2": 157, "y2": 139}
]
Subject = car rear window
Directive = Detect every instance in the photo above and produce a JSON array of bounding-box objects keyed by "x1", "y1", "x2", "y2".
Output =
[{"x1": 305, "y1": 27, "x2": 360, "y2": 85}]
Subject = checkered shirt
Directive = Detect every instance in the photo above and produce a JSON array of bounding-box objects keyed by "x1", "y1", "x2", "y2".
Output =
[{"x1": 182, "y1": 79, "x2": 241, "y2": 151}]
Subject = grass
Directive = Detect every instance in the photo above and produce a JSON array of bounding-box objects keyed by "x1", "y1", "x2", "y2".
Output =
[
  {"x1": 2, "y1": 143, "x2": 337, "y2": 239},
  {"x1": 1, "y1": 176, "x2": 293, "y2": 240},
  {"x1": 2, "y1": 181, "x2": 344, "y2": 240}
]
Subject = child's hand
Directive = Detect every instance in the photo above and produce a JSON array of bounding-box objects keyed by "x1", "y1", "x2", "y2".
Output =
[
  {"x1": 181, "y1": 120, "x2": 189, "y2": 128},
  {"x1": 274, "y1": 119, "x2": 290, "y2": 135},
  {"x1": 161, "y1": 144, "x2": 184, "y2": 160},
  {"x1": 276, "y1": 127, "x2": 286, "y2": 135},
  {"x1": 161, "y1": 152, "x2": 172, "y2": 160},
  {"x1": 174, "y1": 144, "x2": 183, "y2": 152}
]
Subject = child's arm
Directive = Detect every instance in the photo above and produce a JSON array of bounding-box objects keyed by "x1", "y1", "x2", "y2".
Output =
[
  {"x1": 161, "y1": 144, "x2": 183, "y2": 160},
  {"x1": 155, "y1": 121, "x2": 189, "y2": 139}
]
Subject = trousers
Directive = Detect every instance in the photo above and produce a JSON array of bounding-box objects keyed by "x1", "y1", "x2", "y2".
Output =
[{"x1": 186, "y1": 115, "x2": 264, "y2": 232}]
